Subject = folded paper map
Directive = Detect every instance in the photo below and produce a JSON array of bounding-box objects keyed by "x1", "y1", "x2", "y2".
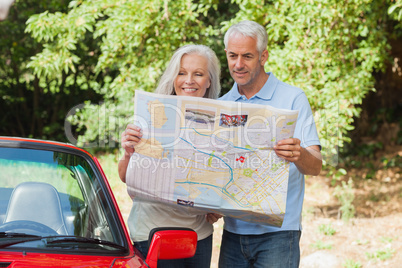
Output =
[{"x1": 126, "y1": 91, "x2": 298, "y2": 227}]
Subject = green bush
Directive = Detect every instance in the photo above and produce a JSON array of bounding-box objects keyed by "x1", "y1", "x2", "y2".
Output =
[{"x1": 3, "y1": 0, "x2": 400, "y2": 168}]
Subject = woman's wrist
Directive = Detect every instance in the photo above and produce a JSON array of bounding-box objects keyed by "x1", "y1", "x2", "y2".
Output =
[{"x1": 120, "y1": 149, "x2": 132, "y2": 161}]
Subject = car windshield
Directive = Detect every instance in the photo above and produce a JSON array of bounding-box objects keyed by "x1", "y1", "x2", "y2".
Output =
[{"x1": 0, "y1": 147, "x2": 126, "y2": 253}]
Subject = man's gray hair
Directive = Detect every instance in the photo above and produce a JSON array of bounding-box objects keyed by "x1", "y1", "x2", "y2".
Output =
[
  {"x1": 155, "y1": 44, "x2": 221, "y2": 99},
  {"x1": 224, "y1": 20, "x2": 268, "y2": 55}
]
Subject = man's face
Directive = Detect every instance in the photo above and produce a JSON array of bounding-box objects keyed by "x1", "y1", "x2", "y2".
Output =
[{"x1": 225, "y1": 34, "x2": 268, "y2": 90}]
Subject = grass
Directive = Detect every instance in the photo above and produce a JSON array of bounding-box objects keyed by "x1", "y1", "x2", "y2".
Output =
[
  {"x1": 365, "y1": 247, "x2": 395, "y2": 262},
  {"x1": 343, "y1": 259, "x2": 362, "y2": 268},
  {"x1": 318, "y1": 223, "x2": 336, "y2": 236},
  {"x1": 310, "y1": 239, "x2": 333, "y2": 250}
]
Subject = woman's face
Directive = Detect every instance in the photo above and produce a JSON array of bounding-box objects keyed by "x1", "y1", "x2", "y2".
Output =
[{"x1": 174, "y1": 54, "x2": 211, "y2": 98}]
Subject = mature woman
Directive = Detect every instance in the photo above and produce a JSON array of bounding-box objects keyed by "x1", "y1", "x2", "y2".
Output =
[{"x1": 118, "y1": 44, "x2": 221, "y2": 268}]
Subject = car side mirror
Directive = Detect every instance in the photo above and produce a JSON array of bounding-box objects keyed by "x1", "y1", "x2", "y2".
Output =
[{"x1": 145, "y1": 227, "x2": 197, "y2": 268}]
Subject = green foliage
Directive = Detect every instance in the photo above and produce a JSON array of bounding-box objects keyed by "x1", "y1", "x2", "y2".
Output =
[
  {"x1": 364, "y1": 236, "x2": 397, "y2": 262},
  {"x1": 388, "y1": 0, "x2": 402, "y2": 22},
  {"x1": 25, "y1": 0, "x2": 223, "y2": 147},
  {"x1": 340, "y1": 102, "x2": 402, "y2": 168},
  {"x1": 334, "y1": 179, "x2": 355, "y2": 222},
  {"x1": 267, "y1": 0, "x2": 388, "y2": 167},
  {"x1": 3, "y1": 0, "x2": 402, "y2": 165},
  {"x1": 310, "y1": 239, "x2": 333, "y2": 250},
  {"x1": 382, "y1": 155, "x2": 402, "y2": 168},
  {"x1": 0, "y1": 0, "x2": 103, "y2": 141},
  {"x1": 318, "y1": 223, "x2": 336, "y2": 236},
  {"x1": 365, "y1": 247, "x2": 395, "y2": 261},
  {"x1": 343, "y1": 259, "x2": 362, "y2": 268},
  {"x1": 325, "y1": 166, "x2": 347, "y2": 186},
  {"x1": 380, "y1": 236, "x2": 395, "y2": 243}
]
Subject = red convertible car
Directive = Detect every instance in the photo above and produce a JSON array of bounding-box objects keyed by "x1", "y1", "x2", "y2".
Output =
[{"x1": 0, "y1": 137, "x2": 197, "y2": 267}]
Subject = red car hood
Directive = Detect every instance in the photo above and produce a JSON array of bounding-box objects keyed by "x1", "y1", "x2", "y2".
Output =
[{"x1": 0, "y1": 251, "x2": 145, "y2": 267}]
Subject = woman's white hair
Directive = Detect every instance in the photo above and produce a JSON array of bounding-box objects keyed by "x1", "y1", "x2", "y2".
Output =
[
  {"x1": 155, "y1": 44, "x2": 221, "y2": 99},
  {"x1": 224, "y1": 20, "x2": 268, "y2": 56}
]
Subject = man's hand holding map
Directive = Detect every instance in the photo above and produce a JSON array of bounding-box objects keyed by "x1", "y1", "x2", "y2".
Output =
[{"x1": 126, "y1": 91, "x2": 298, "y2": 227}]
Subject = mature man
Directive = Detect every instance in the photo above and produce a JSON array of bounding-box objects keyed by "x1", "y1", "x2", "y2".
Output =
[{"x1": 218, "y1": 20, "x2": 322, "y2": 268}]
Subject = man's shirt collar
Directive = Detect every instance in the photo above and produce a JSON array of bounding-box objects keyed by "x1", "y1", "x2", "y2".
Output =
[{"x1": 228, "y1": 72, "x2": 278, "y2": 101}]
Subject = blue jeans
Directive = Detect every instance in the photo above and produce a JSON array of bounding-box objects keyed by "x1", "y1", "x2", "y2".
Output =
[
  {"x1": 134, "y1": 234, "x2": 212, "y2": 268},
  {"x1": 218, "y1": 230, "x2": 301, "y2": 268}
]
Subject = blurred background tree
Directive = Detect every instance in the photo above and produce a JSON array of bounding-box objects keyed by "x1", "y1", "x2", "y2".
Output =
[
  {"x1": 1, "y1": 0, "x2": 401, "y2": 167},
  {"x1": 0, "y1": 0, "x2": 103, "y2": 141}
]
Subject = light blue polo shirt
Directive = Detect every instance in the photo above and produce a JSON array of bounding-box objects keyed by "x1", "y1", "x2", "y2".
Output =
[{"x1": 219, "y1": 72, "x2": 321, "y2": 234}]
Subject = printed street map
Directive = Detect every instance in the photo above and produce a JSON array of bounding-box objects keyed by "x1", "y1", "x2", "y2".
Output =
[{"x1": 126, "y1": 91, "x2": 298, "y2": 227}]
